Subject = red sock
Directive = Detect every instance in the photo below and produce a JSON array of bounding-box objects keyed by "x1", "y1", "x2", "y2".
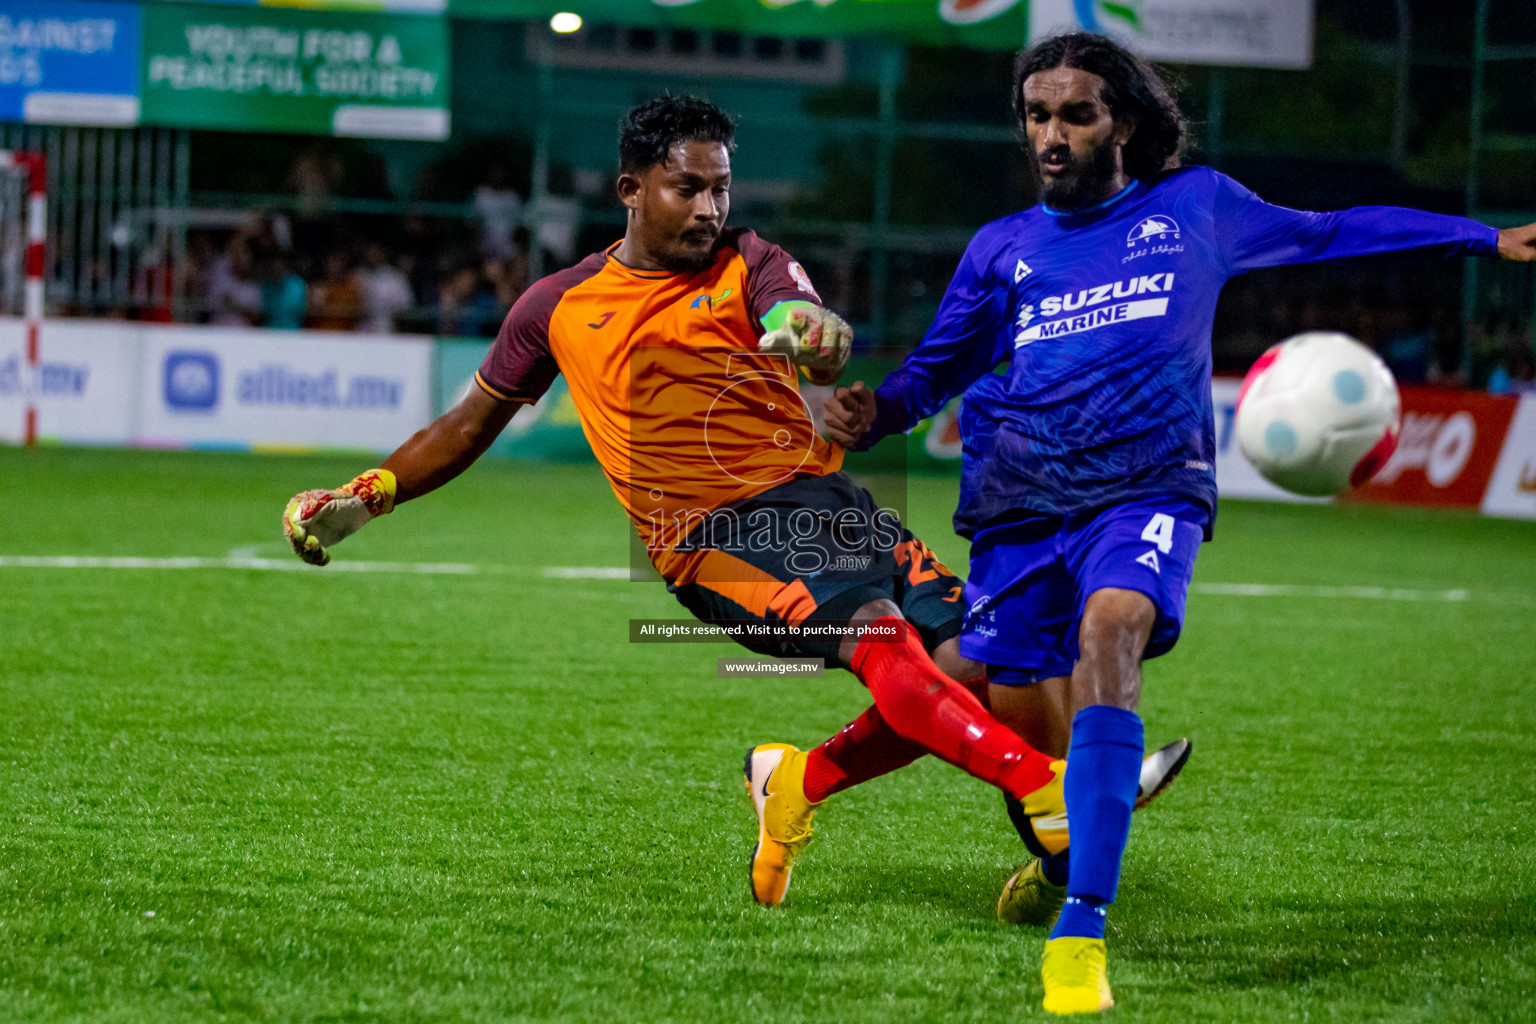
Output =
[
  {"x1": 850, "y1": 617, "x2": 1057, "y2": 800},
  {"x1": 802, "y1": 705, "x2": 925, "y2": 802},
  {"x1": 800, "y1": 659, "x2": 991, "y2": 802}
]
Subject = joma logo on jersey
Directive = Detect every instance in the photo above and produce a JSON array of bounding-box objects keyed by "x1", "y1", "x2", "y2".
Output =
[{"x1": 1038, "y1": 274, "x2": 1174, "y2": 317}]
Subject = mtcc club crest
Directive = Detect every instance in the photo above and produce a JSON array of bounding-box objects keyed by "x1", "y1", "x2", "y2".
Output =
[{"x1": 1127, "y1": 215, "x2": 1180, "y2": 247}]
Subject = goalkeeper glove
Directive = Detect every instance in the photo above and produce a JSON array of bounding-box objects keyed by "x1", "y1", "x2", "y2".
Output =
[
  {"x1": 282, "y1": 468, "x2": 397, "y2": 566},
  {"x1": 757, "y1": 301, "x2": 853, "y2": 386}
]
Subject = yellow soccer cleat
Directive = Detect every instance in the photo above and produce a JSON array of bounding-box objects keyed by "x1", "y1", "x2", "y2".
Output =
[
  {"x1": 1008, "y1": 738, "x2": 1192, "y2": 862},
  {"x1": 1018, "y1": 758, "x2": 1070, "y2": 858},
  {"x1": 1041, "y1": 936, "x2": 1114, "y2": 1015},
  {"x1": 1000, "y1": 739, "x2": 1193, "y2": 925},
  {"x1": 743, "y1": 743, "x2": 820, "y2": 906},
  {"x1": 997, "y1": 855, "x2": 1068, "y2": 926}
]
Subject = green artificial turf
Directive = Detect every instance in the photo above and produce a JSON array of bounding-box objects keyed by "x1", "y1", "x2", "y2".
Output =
[{"x1": 2, "y1": 446, "x2": 1533, "y2": 1023}]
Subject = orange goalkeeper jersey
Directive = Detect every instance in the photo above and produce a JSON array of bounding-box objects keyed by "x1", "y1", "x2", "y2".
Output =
[{"x1": 475, "y1": 228, "x2": 844, "y2": 582}]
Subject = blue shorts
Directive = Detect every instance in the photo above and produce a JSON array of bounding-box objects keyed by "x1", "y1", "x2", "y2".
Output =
[{"x1": 959, "y1": 495, "x2": 1208, "y2": 686}]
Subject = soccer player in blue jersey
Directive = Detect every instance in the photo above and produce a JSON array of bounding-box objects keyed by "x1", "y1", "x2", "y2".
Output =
[{"x1": 825, "y1": 32, "x2": 1536, "y2": 1015}]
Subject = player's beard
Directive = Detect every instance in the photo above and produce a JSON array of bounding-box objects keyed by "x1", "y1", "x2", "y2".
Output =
[
  {"x1": 657, "y1": 229, "x2": 720, "y2": 274},
  {"x1": 1031, "y1": 138, "x2": 1122, "y2": 212}
]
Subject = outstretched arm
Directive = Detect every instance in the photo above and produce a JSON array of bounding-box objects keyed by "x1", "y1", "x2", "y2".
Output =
[
  {"x1": 825, "y1": 235, "x2": 1011, "y2": 450},
  {"x1": 283, "y1": 387, "x2": 518, "y2": 565},
  {"x1": 382, "y1": 386, "x2": 518, "y2": 502},
  {"x1": 1216, "y1": 172, "x2": 1500, "y2": 274},
  {"x1": 1497, "y1": 223, "x2": 1536, "y2": 261}
]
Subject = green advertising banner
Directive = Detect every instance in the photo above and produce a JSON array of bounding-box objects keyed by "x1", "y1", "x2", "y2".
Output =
[
  {"x1": 168, "y1": 1, "x2": 447, "y2": 11},
  {"x1": 141, "y1": 3, "x2": 450, "y2": 139},
  {"x1": 447, "y1": 0, "x2": 1029, "y2": 50}
]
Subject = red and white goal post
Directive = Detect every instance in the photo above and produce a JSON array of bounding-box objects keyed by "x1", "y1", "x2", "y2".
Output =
[{"x1": 0, "y1": 151, "x2": 45, "y2": 446}]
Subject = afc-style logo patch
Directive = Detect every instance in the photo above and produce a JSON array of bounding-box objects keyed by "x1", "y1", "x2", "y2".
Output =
[{"x1": 787, "y1": 261, "x2": 818, "y2": 297}]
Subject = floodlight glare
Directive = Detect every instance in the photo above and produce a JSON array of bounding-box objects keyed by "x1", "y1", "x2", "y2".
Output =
[{"x1": 550, "y1": 12, "x2": 582, "y2": 33}]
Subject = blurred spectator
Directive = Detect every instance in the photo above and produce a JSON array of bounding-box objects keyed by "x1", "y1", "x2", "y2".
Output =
[
  {"x1": 205, "y1": 237, "x2": 262, "y2": 327},
  {"x1": 473, "y1": 162, "x2": 523, "y2": 260},
  {"x1": 531, "y1": 194, "x2": 581, "y2": 265},
  {"x1": 306, "y1": 251, "x2": 364, "y2": 332},
  {"x1": 1488, "y1": 345, "x2": 1536, "y2": 395},
  {"x1": 504, "y1": 225, "x2": 532, "y2": 298},
  {"x1": 358, "y1": 243, "x2": 414, "y2": 334},
  {"x1": 133, "y1": 248, "x2": 176, "y2": 323},
  {"x1": 261, "y1": 253, "x2": 307, "y2": 330},
  {"x1": 287, "y1": 141, "x2": 345, "y2": 219},
  {"x1": 437, "y1": 263, "x2": 500, "y2": 338},
  {"x1": 483, "y1": 229, "x2": 531, "y2": 313},
  {"x1": 1426, "y1": 306, "x2": 1468, "y2": 388},
  {"x1": 1381, "y1": 307, "x2": 1435, "y2": 386}
]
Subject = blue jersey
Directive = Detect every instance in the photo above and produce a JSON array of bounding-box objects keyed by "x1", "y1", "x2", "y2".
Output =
[{"x1": 861, "y1": 165, "x2": 1498, "y2": 536}]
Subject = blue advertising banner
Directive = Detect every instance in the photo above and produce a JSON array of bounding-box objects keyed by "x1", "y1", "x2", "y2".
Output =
[{"x1": 0, "y1": 0, "x2": 143, "y2": 125}]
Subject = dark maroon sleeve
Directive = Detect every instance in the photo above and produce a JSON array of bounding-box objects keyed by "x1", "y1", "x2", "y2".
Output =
[
  {"x1": 728, "y1": 228, "x2": 824, "y2": 323},
  {"x1": 475, "y1": 275, "x2": 566, "y2": 404}
]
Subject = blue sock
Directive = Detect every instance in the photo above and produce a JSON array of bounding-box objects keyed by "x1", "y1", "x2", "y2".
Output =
[
  {"x1": 1041, "y1": 849, "x2": 1070, "y2": 887},
  {"x1": 1049, "y1": 705, "x2": 1143, "y2": 941},
  {"x1": 1053, "y1": 896, "x2": 1108, "y2": 939}
]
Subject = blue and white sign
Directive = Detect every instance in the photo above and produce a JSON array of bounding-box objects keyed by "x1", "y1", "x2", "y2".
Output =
[
  {"x1": 138, "y1": 326, "x2": 432, "y2": 452},
  {"x1": 0, "y1": 0, "x2": 143, "y2": 126},
  {"x1": 0, "y1": 319, "x2": 431, "y2": 452},
  {"x1": 0, "y1": 319, "x2": 139, "y2": 445},
  {"x1": 163, "y1": 350, "x2": 220, "y2": 412},
  {"x1": 1029, "y1": 0, "x2": 1313, "y2": 70}
]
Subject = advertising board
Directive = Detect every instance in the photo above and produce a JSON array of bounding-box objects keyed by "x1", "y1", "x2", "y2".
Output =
[
  {"x1": 1029, "y1": 0, "x2": 1314, "y2": 69},
  {"x1": 3, "y1": 324, "x2": 1533, "y2": 523},
  {"x1": 0, "y1": 319, "x2": 139, "y2": 445},
  {"x1": 1352, "y1": 388, "x2": 1518, "y2": 510},
  {"x1": 134, "y1": 326, "x2": 432, "y2": 452},
  {"x1": 1481, "y1": 394, "x2": 1536, "y2": 521},
  {"x1": 0, "y1": 0, "x2": 142, "y2": 126},
  {"x1": 176, "y1": 1, "x2": 447, "y2": 12},
  {"x1": 141, "y1": 4, "x2": 450, "y2": 140}
]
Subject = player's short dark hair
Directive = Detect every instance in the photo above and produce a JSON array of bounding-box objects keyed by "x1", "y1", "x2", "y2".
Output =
[
  {"x1": 618, "y1": 96, "x2": 737, "y2": 175},
  {"x1": 1013, "y1": 32, "x2": 1187, "y2": 180}
]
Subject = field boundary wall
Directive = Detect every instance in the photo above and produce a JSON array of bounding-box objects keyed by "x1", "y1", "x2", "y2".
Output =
[{"x1": 1, "y1": 322, "x2": 1531, "y2": 519}]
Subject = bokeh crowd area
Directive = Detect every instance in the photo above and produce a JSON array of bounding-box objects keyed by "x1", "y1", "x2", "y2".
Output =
[{"x1": 2, "y1": 0, "x2": 1535, "y2": 395}]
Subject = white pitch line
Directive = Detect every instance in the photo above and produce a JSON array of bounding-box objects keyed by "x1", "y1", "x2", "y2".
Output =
[
  {"x1": 0, "y1": 556, "x2": 477, "y2": 575},
  {"x1": 541, "y1": 566, "x2": 633, "y2": 579},
  {"x1": 536, "y1": 569, "x2": 1479, "y2": 602},
  {"x1": 0, "y1": 558, "x2": 1490, "y2": 602},
  {"x1": 1192, "y1": 582, "x2": 1469, "y2": 602}
]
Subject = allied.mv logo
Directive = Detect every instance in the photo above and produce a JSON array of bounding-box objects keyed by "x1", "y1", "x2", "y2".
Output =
[
  {"x1": 163, "y1": 351, "x2": 219, "y2": 411},
  {"x1": 1127, "y1": 215, "x2": 1180, "y2": 247}
]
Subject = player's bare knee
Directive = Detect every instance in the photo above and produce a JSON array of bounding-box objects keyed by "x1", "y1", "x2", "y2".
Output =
[
  {"x1": 931, "y1": 638, "x2": 984, "y2": 684},
  {"x1": 837, "y1": 598, "x2": 904, "y2": 666},
  {"x1": 848, "y1": 597, "x2": 903, "y2": 627},
  {"x1": 1079, "y1": 588, "x2": 1156, "y2": 657}
]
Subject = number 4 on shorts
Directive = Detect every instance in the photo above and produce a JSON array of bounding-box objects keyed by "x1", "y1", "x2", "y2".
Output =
[{"x1": 1140, "y1": 514, "x2": 1176, "y2": 553}]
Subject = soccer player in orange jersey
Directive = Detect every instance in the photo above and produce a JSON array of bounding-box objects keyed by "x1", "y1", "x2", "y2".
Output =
[{"x1": 282, "y1": 97, "x2": 1179, "y2": 909}]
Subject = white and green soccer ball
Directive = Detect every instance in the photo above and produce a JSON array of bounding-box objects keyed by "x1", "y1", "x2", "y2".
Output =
[{"x1": 1235, "y1": 331, "x2": 1402, "y2": 497}]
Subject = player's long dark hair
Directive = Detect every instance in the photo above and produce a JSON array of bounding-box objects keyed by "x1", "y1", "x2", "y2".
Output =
[
  {"x1": 1012, "y1": 33, "x2": 1187, "y2": 180},
  {"x1": 619, "y1": 96, "x2": 737, "y2": 174}
]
